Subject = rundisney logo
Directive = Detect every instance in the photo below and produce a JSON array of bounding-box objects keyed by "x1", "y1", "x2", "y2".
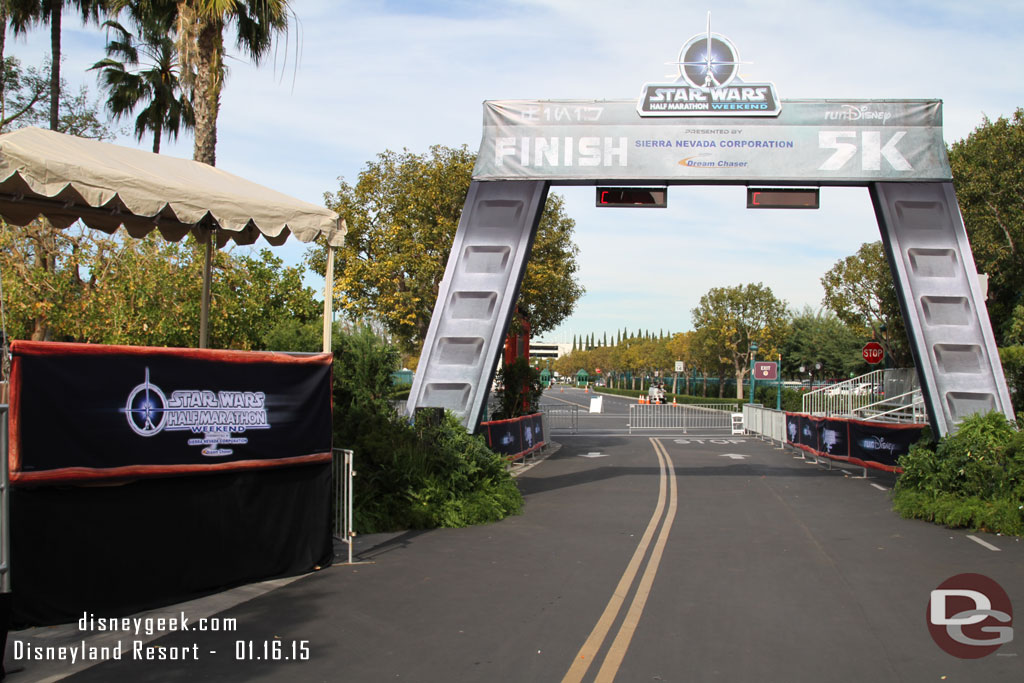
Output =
[{"x1": 824, "y1": 104, "x2": 893, "y2": 124}]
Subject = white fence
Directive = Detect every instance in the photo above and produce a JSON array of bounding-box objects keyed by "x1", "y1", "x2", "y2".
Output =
[
  {"x1": 742, "y1": 404, "x2": 788, "y2": 446},
  {"x1": 628, "y1": 403, "x2": 739, "y2": 433},
  {"x1": 801, "y1": 368, "x2": 921, "y2": 421}
]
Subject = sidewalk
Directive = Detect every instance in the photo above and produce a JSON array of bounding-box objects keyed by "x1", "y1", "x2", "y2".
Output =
[{"x1": 2, "y1": 440, "x2": 561, "y2": 682}]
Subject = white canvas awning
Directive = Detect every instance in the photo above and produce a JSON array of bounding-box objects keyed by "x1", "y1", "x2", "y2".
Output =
[
  {"x1": 0, "y1": 126, "x2": 346, "y2": 247},
  {"x1": 0, "y1": 127, "x2": 345, "y2": 350}
]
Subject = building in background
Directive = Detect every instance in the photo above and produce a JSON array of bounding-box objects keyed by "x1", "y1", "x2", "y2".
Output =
[{"x1": 530, "y1": 341, "x2": 572, "y2": 364}]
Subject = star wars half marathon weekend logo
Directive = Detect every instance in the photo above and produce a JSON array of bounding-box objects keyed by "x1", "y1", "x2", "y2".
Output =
[
  {"x1": 928, "y1": 573, "x2": 1014, "y2": 658},
  {"x1": 637, "y1": 21, "x2": 780, "y2": 118},
  {"x1": 123, "y1": 368, "x2": 270, "y2": 457}
]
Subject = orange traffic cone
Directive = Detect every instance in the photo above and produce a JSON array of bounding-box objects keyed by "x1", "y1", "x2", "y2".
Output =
[{"x1": 672, "y1": 397, "x2": 677, "y2": 406}]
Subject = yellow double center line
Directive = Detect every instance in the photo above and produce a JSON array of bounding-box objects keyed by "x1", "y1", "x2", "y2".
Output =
[{"x1": 562, "y1": 438, "x2": 678, "y2": 683}]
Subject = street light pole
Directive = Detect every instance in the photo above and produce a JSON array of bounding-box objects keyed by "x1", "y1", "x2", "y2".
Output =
[{"x1": 748, "y1": 342, "x2": 759, "y2": 405}]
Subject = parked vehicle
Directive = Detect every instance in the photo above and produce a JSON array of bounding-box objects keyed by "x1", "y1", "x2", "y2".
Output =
[{"x1": 648, "y1": 383, "x2": 666, "y2": 404}]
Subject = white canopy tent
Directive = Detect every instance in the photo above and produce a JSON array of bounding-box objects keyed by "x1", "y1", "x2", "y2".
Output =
[{"x1": 0, "y1": 127, "x2": 345, "y2": 350}]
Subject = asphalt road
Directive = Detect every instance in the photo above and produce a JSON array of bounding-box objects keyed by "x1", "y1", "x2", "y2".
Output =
[{"x1": 6, "y1": 387, "x2": 1023, "y2": 682}]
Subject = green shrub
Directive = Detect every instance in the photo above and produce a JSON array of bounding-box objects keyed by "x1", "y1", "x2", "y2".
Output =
[
  {"x1": 893, "y1": 411, "x2": 1024, "y2": 534},
  {"x1": 491, "y1": 357, "x2": 543, "y2": 419},
  {"x1": 753, "y1": 385, "x2": 803, "y2": 412},
  {"x1": 332, "y1": 327, "x2": 523, "y2": 533},
  {"x1": 1000, "y1": 345, "x2": 1024, "y2": 418}
]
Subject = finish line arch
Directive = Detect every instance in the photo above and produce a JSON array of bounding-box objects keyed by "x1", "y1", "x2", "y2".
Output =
[{"x1": 406, "y1": 98, "x2": 1014, "y2": 437}]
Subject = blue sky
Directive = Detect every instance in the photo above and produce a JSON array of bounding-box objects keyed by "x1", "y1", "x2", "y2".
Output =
[{"x1": 8, "y1": 0, "x2": 1024, "y2": 343}]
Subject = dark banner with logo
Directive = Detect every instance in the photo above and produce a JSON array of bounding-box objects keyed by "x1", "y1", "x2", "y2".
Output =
[
  {"x1": 484, "y1": 418, "x2": 523, "y2": 458},
  {"x1": 8, "y1": 341, "x2": 333, "y2": 484},
  {"x1": 786, "y1": 413, "x2": 800, "y2": 445},
  {"x1": 481, "y1": 413, "x2": 545, "y2": 461},
  {"x1": 798, "y1": 415, "x2": 819, "y2": 451},
  {"x1": 523, "y1": 413, "x2": 544, "y2": 455},
  {"x1": 820, "y1": 418, "x2": 850, "y2": 458},
  {"x1": 784, "y1": 411, "x2": 925, "y2": 472},
  {"x1": 847, "y1": 420, "x2": 925, "y2": 470}
]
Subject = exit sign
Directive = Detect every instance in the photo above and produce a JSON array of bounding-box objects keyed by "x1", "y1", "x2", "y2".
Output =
[{"x1": 753, "y1": 361, "x2": 778, "y2": 380}]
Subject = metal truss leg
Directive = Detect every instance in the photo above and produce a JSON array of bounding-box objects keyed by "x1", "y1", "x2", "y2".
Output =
[
  {"x1": 870, "y1": 182, "x2": 1014, "y2": 436},
  {"x1": 407, "y1": 180, "x2": 549, "y2": 430}
]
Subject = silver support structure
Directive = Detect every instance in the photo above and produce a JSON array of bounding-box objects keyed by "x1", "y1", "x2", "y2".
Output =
[
  {"x1": 407, "y1": 180, "x2": 549, "y2": 430},
  {"x1": 870, "y1": 182, "x2": 1014, "y2": 436}
]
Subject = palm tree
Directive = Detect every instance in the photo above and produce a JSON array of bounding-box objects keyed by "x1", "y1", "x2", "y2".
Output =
[
  {"x1": 174, "y1": 0, "x2": 291, "y2": 166},
  {"x1": 172, "y1": 0, "x2": 292, "y2": 349},
  {"x1": 8, "y1": 0, "x2": 106, "y2": 130},
  {"x1": 90, "y1": 10, "x2": 193, "y2": 153}
]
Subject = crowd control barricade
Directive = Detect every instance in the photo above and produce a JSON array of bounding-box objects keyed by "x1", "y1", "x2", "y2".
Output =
[
  {"x1": 783, "y1": 412, "x2": 927, "y2": 475},
  {"x1": 480, "y1": 413, "x2": 546, "y2": 463},
  {"x1": 628, "y1": 403, "x2": 739, "y2": 433},
  {"x1": 741, "y1": 404, "x2": 788, "y2": 448},
  {"x1": 540, "y1": 403, "x2": 579, "y2": 434},
  {"x1": 333, "y1": 448, "x2": 356, "y2": 565}
]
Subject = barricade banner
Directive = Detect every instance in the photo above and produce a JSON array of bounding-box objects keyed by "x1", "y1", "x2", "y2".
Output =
[
  {"x1": 8, "y1": 341, "x2": 333, "y2": 484},
  {"x1": 523, "y1": 413, "x2": 544, "y2": 454},
  {"x1": 484, "y1": 418, "x2": 523, "y2": 458},
  {"x1": 783, "y1": 411, "x2": 926, "y2": 472},
  {"x1": 847, "y1": 420, "x2": 925, "y2": 470},
  {"x1": 820, "y1": 418, "x2": 850, "y2": 458},
  {"x1": 785, "y1": 413, "x2": 801, "y2": 445},
  {"x1": 798, "y1": 414, "x2": 819, "y2": 451},
  {"x1": 481, "y1": 413, "x2": 545, "y2": 461}
]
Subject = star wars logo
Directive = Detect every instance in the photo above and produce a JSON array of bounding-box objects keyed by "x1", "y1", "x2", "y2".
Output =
[
  {"x1": 123, "y1": 368, "x2": 270, "y2": 457},
  {"x1": 637, "y1": 26, "x2": 780, "y2": 118}
]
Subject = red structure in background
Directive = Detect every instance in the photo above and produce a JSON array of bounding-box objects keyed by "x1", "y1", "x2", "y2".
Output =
[
  {"x1": 503, "y1": 308, "x2": 531, "y2": 366},
  {"x1": 502, "y1": 308, "x2": 532, "y2": 414}
]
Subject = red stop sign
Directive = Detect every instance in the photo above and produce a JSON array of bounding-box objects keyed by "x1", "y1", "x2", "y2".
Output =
[{"x1": 862, "y1": 341, "x2": 884, "y2": 364}]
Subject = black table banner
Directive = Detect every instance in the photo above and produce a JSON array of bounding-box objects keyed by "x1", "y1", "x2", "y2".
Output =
[{"x1": 8, "y1": 341, "x2": 333, "y2": 484}]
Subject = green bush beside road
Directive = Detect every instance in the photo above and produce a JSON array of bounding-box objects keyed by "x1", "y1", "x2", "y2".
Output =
[
  {"x1": 332, "y1": 327, "x2": 523, "y2": 533},
  {"x1": 893, "y1": 411, "x2": 1024, "y2": 536}
]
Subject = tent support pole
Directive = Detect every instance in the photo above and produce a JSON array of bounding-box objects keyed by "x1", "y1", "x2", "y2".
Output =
[
  {"x1": 199, "y1": 229, "x2": 213, "y2": 349},
  {"x1": 323, "y1": 244, "x2": 335, "y2": 353}
]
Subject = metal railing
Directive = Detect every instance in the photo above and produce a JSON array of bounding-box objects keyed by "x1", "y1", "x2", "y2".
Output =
[
  {"x1": 742, "y1": 403, "x2": 788, "y2": 446},
  {"x1": 801, "y1": 368, "x2": 921, "y2": 419},
  {"x1": 628, "y1": 403, "x2": 739, "y2": 433},
  {"x1": 851, "y1": 389, "x2": 929, "y2": 423},
  {"x1": 1, "y1": 402, "x2": 9, "y2": 593},
  {"x1": 540, "y1": 403, "x2": 579, "y2": 433},
  {"x1": 332, "y1": 448, "x2": 356, "y2": 565}
]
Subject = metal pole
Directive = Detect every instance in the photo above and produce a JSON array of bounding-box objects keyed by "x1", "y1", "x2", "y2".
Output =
[
  {"x1": 199, "y1": 227, "x2": 213, "y2": 349},
  {"x1": 1, "y1": 403, "x2": 9, "y2": 593},
  {"x1": 323, "y1": 244, "x2": 335, "y2": 353},
  {"x1": 345, "y1": 450, "x2": 354, "y2": 565},
  {"x1": 748, "y1": 343, "x2": 758, "y2": 405},
  {"x1": 776, "y1": 353, "x2": 782, "y2": 411}
]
